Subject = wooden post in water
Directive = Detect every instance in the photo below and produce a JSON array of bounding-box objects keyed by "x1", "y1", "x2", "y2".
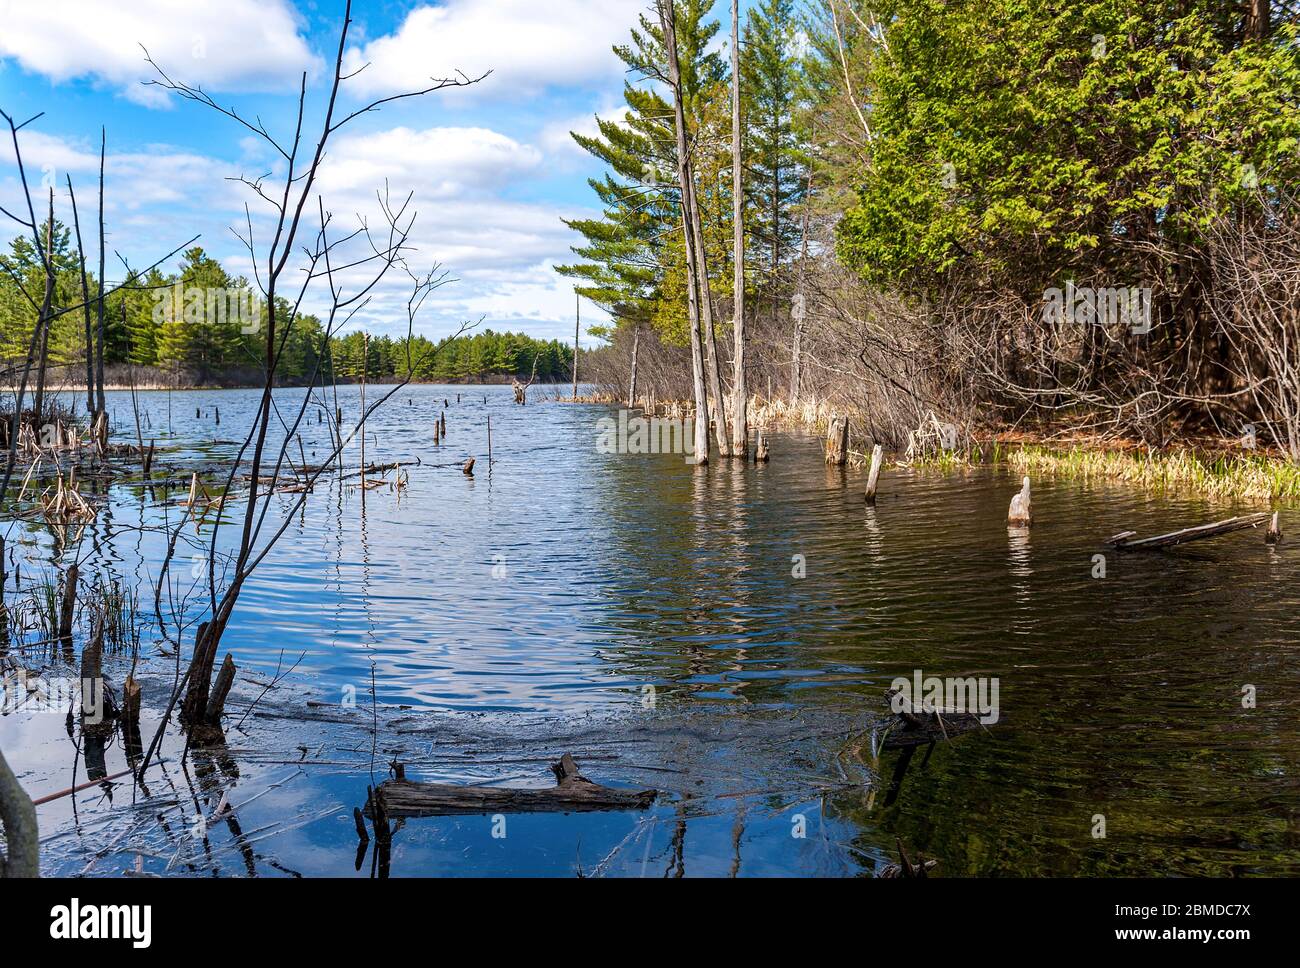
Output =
[
  {"x1": 1266, "y1": 511, "x2": 1282, "y2": 544},
  {"x1": 825, "y1": 415, "x2": 848, "y2": 465},
  {"x1": 487, "y1": 415, "x2": 493, "y2": 466},
  {"x1": 755, "y1": 432, "x2": 769, "y2": 463},
  {"x1": 865, "y1": 444, "x2": 884, "y2": 504}
]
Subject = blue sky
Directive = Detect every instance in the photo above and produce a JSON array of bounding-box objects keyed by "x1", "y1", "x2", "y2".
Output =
[{"x1": 0, "y1": 0, "x2": 736, "y2": 346}]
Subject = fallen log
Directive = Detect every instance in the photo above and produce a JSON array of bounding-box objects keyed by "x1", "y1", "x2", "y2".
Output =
[
  {"x1": 1106, "y1": 512, "x2": 1271, "y2": 551},
  {"x1": 364, "y1": 753, "x2": 656, "y2": 818}
]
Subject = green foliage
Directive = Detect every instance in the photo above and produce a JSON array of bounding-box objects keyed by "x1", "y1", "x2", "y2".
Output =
[
  {"x1": 0, "y1": 239, "x2": 569, "y2": 385},
  {"x1": 834, "y1": 0, "x2": 1300, "y2": 294},
  {"x1": 557, "y1": 0, "x2": 735, "y2": 347}
]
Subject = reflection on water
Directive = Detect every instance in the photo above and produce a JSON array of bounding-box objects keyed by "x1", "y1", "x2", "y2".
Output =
[{"x1": 3, "y1": 384, "x2": 1300, "y2": 876}]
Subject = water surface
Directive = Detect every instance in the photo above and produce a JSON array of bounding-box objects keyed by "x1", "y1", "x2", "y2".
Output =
[{"x1": 4, "y1": 383, "x2": 1299, "y2": 876}]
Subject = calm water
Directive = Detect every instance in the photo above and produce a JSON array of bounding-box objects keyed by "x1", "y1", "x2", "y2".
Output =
[{"x1": 4, "y1": 383, "x2": 1299, "y2": 876}]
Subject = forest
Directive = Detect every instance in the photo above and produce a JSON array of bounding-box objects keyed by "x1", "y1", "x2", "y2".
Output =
[
  {"x1": 569, "y1": 0, "x2": 1300, "y2": 463},
  {"x1": 0, "y1": 239, "x2": 573, "y2": 386}
]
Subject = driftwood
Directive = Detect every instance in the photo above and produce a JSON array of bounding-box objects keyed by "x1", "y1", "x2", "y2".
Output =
[
  {"x1": 1107, "y1": 512, "x2": 1271, "y2": 551},
  {"x1": 878, "y1": 838, "x2": 938, "y2": 878},
  {"x1": 882, "y1": 689, "x2": 988, "y2": 749},
  {"x1": 364, "y1": 753, "x2": 657, "y2": 818}
]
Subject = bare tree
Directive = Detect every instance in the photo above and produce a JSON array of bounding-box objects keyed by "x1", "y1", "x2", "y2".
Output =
[
  {"x1": 134, "y1": 0, "x2": 485, "y2": 769},
  {"x1": 730, "y1": 0, "x2": 748, "y2": 456},
  {"x1": 659, "y1": 0, "x2": 712, "y2": 464}
]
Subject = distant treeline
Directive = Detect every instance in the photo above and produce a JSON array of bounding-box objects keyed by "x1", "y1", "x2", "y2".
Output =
[{"x1": 0, "y1": 241, "x2": 573, "y2": 385}]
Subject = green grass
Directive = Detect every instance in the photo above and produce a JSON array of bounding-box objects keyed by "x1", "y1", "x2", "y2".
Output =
[{"x1": 1006, "y1": 445, "x2": 1300, "y2": 501}]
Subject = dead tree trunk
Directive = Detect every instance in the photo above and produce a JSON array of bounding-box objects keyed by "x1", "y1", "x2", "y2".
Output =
[
  {"x1": 729, "y1": 0, "x2": 747, "y2": 458},
  {"x1": 31, "y1": 192, "x2": 55, "y2": 428},
  {"x1": 825, "y1": 415, "x2": 848, "y2": 465},
  {"x1": 572, "y1": 294, "x2": 580, "y2": 401},
  {"x1": 0, "y1": 749, "x2": 38, "y2": 878},
  {"x1": 94, "y1": 128, "x2": 107, "y2": 418},
  {"x1": 66, "y1": 175, "x2": 97, "y2": 417},
  {"x1": 661, "y1": 0, "x2": 710, "y2": 466},
  {"x1": 628, "y1": 323, "x2": 640, "y2": 408}
]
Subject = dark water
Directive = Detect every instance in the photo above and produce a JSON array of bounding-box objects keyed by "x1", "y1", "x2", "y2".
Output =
[{"x1": 3, "y1": 383, "x2": 1299, "y2": 876}]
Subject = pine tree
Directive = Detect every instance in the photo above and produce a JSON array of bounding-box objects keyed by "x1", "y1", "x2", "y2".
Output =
[{"x1": 742, "y1": 0, "x2": 805, "y2": 316}]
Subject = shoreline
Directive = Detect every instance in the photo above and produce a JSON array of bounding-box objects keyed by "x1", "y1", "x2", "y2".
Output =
[{"x1": 596, "y1": 393, "x2": 1299, "y2": 502}]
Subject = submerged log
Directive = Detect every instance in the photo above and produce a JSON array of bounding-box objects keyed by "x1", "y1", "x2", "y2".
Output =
[
  {"x1": 1107, "y1": 512, "x2": 1271, "y2": 551},
  {"x1": 882, "y1": 688, "x2": 988, "y2": 749},
  {"x1": 365, "y1": 753, "x2": 657, "y2": 818}
]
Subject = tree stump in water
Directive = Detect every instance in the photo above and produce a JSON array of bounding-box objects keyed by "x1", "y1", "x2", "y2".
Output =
[
  {"x1": 1007, "y1": 476, "x2": 1032, "y2": 526},
  {"x1": 825, "y1": 415, "x2": 848, "y2": 465},
  {"x1": 865, "y1": 444, "x2": 884, "y2": 504},
  {"x1": 1267, "y1": 511, "x2": 1282, "y2": 544},
  {"x1": 462, "y1": 457, "x2": 476, "y2": 476},
  {"x1": 754, "y1": 432, "x2": 769, "y2": 463}
]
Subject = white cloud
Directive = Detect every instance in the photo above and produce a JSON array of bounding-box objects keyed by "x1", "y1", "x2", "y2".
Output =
[
  {"x1": 315, "y1": 127, "x2": 542, "y2": 202},
  {"x1": 1, "y1": 123, "x2": 606, "y2": 339},
  {"x1": 341, "y1": 0, "x2": 644, "y2": 100},
  {"x1": 0, "y1": 0, "x2": 320, "y2": 106},
  {"x1": 537, "y1": 101, "x2": 626, "y2": 166},
  {"x1": 0, "y1": 130, "x2": 239, "y2": 210}
]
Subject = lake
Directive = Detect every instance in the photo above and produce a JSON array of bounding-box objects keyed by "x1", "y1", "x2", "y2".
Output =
[{"x1": 3, "y1": 383, "x2": 1299, "y2": 876}]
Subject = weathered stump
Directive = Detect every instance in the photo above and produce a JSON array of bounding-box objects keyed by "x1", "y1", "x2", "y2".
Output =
[
  {"x1": 865, "y1": 444, "x2": 884, "y2": 504},
  {"x1": 825, "y1": 415, "x2": 848, "y2": 466}
]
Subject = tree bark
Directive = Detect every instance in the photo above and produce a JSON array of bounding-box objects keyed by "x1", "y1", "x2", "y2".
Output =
[
  {"x1": 0, "y1": 749, "x2": 38, "y2": 877},
  {"x1": 661, "y1": 0, "x2": 711, "y2": 465},
  {"x1": 729, "y1": 0, "x2": 748, "y2": 457},
  {"x1": 628, "y1": 323, "x2": 640, "y2": 407},
  {"x1": 95, "y1": 128, "x2": 107, "y2": 418},
  {"x1": 31, "y1": 191, "x2": 55, "y2": 427}
]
